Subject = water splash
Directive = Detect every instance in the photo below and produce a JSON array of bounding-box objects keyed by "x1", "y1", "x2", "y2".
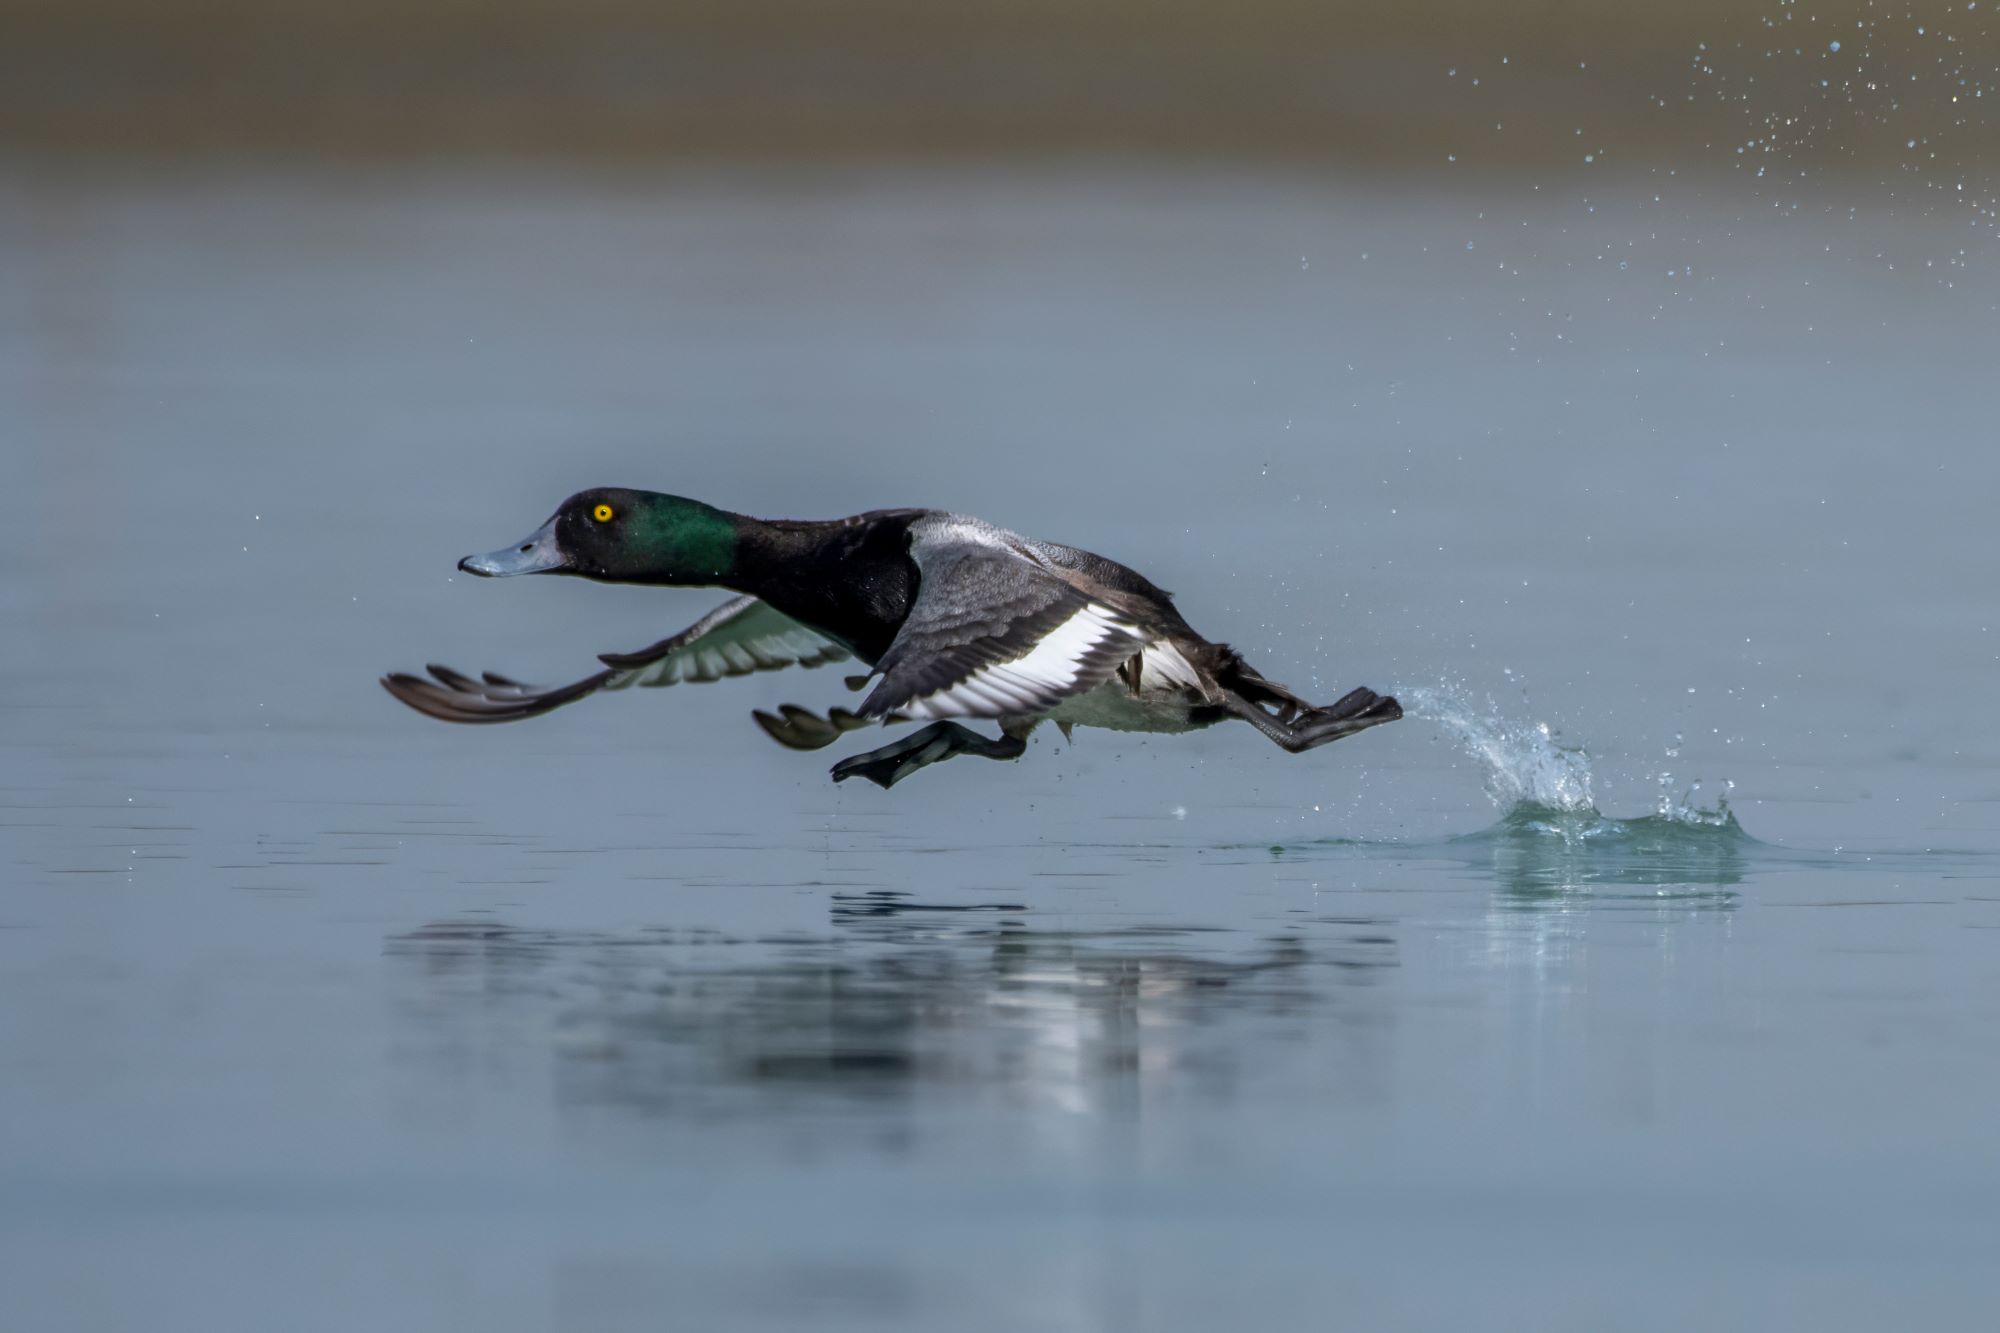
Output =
[
  {"x1": 1402, "y1": 684, "x2": 1596, "y2": 813},
  {"x1": 1401, "y1": 681, "x2": 1751, "y2": 861},
  {"x1": 1456, "y1": 802, "x2": 1754, "y2": 905},
  {"x1": 1650, "y1": 731, "x2": 1738, "y2": 828},
  {"x1": 1260, "y1": 686, "x2": 1988, "y2": 898}
]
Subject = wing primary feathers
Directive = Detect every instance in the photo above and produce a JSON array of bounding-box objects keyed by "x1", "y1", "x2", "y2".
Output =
[
  {"x1": 383, "y1": 596, "x2": 849, "y2": 726},
  {"x1": 379, "y1": 667, "x2": 614, "y2": 724}
]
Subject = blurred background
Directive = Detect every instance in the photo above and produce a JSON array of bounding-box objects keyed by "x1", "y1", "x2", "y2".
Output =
[
  {"x1": 5, "y1": 5, "x2": 1999, "y2": 1333},
  {"x1": 2, "y1": 0, "x2": 1994, "y2": 166}
]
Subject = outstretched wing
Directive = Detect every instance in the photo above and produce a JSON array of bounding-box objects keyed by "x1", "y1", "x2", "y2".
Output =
[
  {"x1": 382, "y1": 596, "x2": 848, "y2": 724},
  {"x1": 856, "y1": 520, "x2": 1149, "y2": 722}
]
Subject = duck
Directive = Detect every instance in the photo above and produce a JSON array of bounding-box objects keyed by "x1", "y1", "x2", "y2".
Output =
[{"x1": 380, "y1": 489, "x2": 1402, "y2": 789}]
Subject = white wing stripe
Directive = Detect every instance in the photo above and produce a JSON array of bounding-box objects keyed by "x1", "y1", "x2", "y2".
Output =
[
  {"x1": 1137, "y1": 642, "x2": 1202, "y2": 692},
  {"x1": 894, "y1": 603, "x2": 1141, "y2": 720}
]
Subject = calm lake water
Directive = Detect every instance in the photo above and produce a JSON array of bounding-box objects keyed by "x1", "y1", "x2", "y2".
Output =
[{"x1": 3, "y1": 162, "x2": 1997, "y2": 1331}]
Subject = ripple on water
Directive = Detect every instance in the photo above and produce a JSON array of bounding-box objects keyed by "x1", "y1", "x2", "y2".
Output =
[{"x1": 1449, "y1": 800, "x2": 1754, "y2": 901}]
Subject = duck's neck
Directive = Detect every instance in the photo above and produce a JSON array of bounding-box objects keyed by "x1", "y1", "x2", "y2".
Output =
[
  {"x1": 722, "y1": 515, "x2": 824, "y2": 594},
  {"x1": 718, "y1": 513, "x2": 917, "y2": 662},
  {"x1": 614, "y1": 497, "x2": 913, "y2": 658}
]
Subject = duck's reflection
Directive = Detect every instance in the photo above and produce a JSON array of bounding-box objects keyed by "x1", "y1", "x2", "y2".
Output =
[{"x1": 386, "y1": 896, "x2": 1396, "y2": 1126}]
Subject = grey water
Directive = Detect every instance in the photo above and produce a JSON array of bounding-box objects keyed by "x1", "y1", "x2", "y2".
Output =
[{"x1": 3, "y1": 163, "x2": 1998, "y2": 1331}]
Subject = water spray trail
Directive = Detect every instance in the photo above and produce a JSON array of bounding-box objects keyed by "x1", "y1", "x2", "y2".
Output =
[
  {"x1": 1401, "y1": 684, "x2": 1598, "y2": 814},
  {"x1": 1386, "y1": 681, "x2": 1756, "y2": 893}
]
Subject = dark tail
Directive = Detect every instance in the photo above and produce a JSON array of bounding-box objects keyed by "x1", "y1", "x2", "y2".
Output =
[{"x1": 1208, "y1": 644, "x2": 1312, "y2": 720}]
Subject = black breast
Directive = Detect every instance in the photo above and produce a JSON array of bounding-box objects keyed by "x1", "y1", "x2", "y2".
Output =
[{"x1": 748, "y1": 510, "x2": 926, "y2": 665}]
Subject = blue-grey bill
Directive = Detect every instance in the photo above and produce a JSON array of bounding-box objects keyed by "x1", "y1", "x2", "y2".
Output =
[{"x1": 459, "y1": 517, "x2": 567, "y2": 577}]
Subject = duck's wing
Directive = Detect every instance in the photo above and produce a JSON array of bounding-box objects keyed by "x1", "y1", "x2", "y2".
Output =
[
  {"x1": 381, "y1": 596, "x2": 849, "y2": 724},
  {"x1": 856, "y1": 520, "x2": 1150, "y2": 722}
]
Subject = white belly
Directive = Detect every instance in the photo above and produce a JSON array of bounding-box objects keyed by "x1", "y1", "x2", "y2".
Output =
[{"x1": 1044, "y1": 681, "x2": 1204, "y2": 733}]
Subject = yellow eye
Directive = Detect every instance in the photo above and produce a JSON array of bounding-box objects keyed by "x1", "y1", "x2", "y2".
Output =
[{"x1": 592, "y1": 503, "x2": 615, "y2": 523}]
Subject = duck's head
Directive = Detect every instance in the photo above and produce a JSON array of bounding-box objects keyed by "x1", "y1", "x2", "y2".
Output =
[{"x1": 459, "y1": 489, "x2": 736, "y2": 585}]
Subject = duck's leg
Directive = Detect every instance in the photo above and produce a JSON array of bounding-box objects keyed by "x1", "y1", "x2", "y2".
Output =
[
  {"x1": 1224, "y1": 686, "x2": 1401, "y2": 753},
  {"x1": 752, "y1": 704, "x2": 871, "y2": 751},
  {"x1": 830, "y1": 721, "x2": 1031, "y2": 789}
]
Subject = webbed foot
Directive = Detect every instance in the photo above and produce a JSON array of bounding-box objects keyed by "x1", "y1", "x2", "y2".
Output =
[
  {"x1": 830, "y1": 722, "x2": 1027, "y2": 789},
  {"x1": 752, "y1": 704, "x2": 871, "y2": 751}
]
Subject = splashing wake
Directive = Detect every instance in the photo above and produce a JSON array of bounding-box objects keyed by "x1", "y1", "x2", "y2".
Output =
[
  {"x1": 1400, "y1": 685, "x2": 1597, "y2": 814},
  {"x1": 1400, "y1": 683, "x2": 1753, "y2": 875}
]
